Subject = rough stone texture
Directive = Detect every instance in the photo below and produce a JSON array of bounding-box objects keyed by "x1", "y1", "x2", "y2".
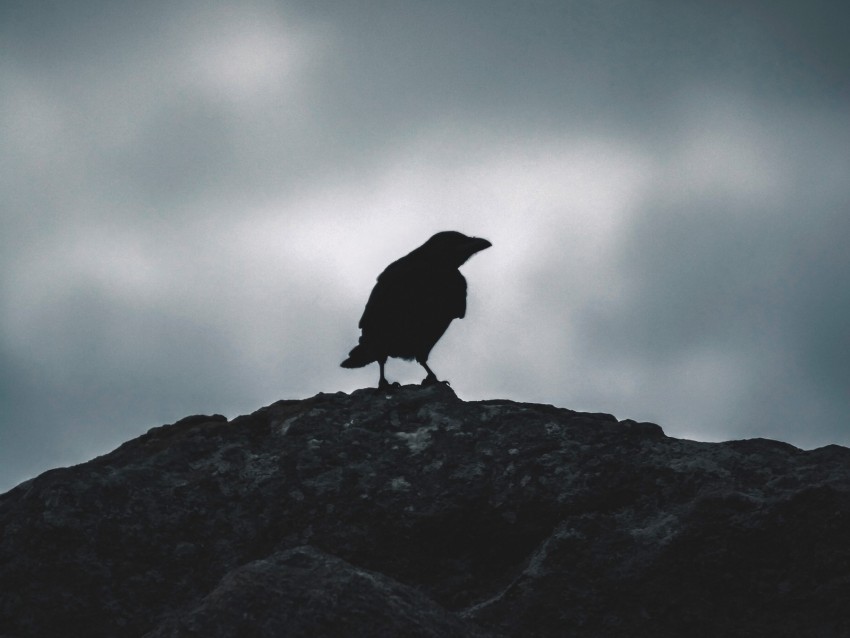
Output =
[
  {"x1": 145, "y1": 545, "x2": 489, "y2": 638},
  {"x1": 1, "y1": 385, "x2": 849, "y2": 637}
]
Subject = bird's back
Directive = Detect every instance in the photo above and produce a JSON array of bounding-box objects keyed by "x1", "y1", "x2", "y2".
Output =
[{"x1": 359, "y1": 255, "x2": 467, "y2": 360}]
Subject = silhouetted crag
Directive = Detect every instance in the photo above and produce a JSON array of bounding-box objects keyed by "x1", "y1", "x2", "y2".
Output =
[{"x1": 2, "y1": 385, "x2": 850, "y2": 637}]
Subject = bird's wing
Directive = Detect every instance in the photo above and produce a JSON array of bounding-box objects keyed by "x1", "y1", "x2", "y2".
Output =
[
  {"x1": 359, "y1": 261, "x2": 467, "y2": 330},
  {"x1": 443, "y1": 270, "x2": 467, "y2": 319},
  {"x1": 358, "y1": 259, "x2": 417, "y2": 330}
]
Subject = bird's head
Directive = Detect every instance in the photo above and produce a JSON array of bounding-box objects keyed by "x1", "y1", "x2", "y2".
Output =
[{"x1": 421, "y1": 231, "x2": 492, "y2": 268}]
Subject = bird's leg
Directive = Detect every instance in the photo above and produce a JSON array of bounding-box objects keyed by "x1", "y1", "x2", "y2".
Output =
[
  {"x1": 418, "y1": 359, "x2": 446, "y2": 386},
  {"x1": 378, "y1": 358, "x2": 390, "y2": 389},
  {"x1": 377, "y1": 358, "x2": 400, "y2": 390}
]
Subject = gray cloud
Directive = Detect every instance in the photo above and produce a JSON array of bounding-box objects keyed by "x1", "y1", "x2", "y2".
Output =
[{"x1": 2, "y1": 0, "x2": 849, "y2": 491}]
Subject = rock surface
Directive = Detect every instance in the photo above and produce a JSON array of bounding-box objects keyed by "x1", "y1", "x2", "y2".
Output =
[{"x1": 1, "y1": 385, "x2": 849, "y2": 637}]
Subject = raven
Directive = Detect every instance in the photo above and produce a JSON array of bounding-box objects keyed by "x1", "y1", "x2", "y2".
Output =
[{"x1": 341, "y1": 231, "x2": 492, "y2": 389}]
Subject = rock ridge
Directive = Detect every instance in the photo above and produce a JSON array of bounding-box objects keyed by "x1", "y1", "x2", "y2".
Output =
[{"x1": 1, "y1": 385, "x2": 849, "y2": 637}]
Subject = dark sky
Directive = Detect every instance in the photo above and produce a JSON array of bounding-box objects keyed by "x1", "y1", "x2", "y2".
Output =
[{"x1": 2, "y1": 0, "x2": 849, "y2": 492}]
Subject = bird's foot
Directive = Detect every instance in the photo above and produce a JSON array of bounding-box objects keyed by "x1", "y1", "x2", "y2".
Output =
[
  {"x1": 378, "y1": 379, "x2": 402, "y2": 391},
  {"x1": 420, "y1": 375, "x2": 449, "y2": 387}
]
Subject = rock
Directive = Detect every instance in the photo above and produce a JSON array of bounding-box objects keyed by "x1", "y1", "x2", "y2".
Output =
[
  {"x1": 145, "y1": 546, "x2": 490, "y2": 638},
  {"x1": 1, "y1": 384, "x2": 849, "y2": 637}
]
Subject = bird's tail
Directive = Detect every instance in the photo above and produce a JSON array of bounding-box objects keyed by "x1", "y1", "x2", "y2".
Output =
[{"x1": 340, "y1": 344, "x2": 375, "y2": 368}]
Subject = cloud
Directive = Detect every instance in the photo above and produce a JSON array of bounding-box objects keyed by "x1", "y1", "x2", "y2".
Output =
[{"x1": 574, "y1": 93, "x2": 850, "y2": 444}]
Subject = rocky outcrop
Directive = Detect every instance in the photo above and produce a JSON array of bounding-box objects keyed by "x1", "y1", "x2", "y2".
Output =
[
  {"x1": 145, "y1": 545, "x2": 490, "y2": 638},
  {"x1": 1, "y1": 385, "x2": 849, "y2": 637}
]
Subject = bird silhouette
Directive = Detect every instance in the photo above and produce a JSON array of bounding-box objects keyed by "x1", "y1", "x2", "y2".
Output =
[{"x1": 341, "y1": 231, "x2": 492, "y2": 388}]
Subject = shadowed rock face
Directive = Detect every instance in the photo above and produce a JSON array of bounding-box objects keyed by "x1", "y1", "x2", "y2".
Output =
[{"x1": 1, "y1": 385, "x2": 849, "y2": 637}]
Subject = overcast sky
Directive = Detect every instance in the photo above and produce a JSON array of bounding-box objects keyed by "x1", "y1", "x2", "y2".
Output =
[{"x1": 2, "y1": 0, "x2": 849, "y2": 492}]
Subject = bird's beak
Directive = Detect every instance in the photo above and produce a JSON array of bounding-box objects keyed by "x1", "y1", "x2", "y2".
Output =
[
  {"x1": 454, "y1": 236, "x2": 492, "y2": 266},
  {"x1": 467, "y1": 237, "x2": 492, "y2": 254}
]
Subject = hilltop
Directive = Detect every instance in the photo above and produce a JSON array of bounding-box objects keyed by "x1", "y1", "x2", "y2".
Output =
[{"x1": 2, "y1": 385, "x2": 849, "y2": 636}]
